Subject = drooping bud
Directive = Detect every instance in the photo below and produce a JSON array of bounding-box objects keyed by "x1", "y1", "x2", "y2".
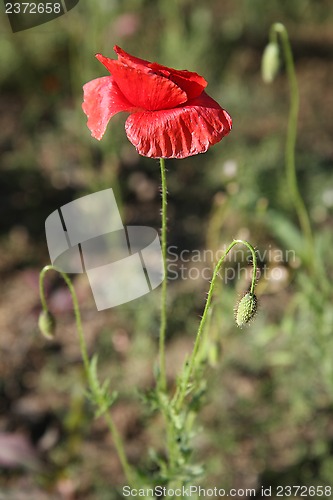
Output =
[
  {"x1": 261, "y1": 42, "x2": 280, "y2": 83},
  {"x1": 38, "y1": 310, "x2": 56, "y2": 339},
  {"x1": 235, "y1": 292, "x2": 258, "y2": 327}
]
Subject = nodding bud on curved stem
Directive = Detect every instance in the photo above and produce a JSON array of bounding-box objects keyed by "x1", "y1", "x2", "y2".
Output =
[
  {"x1": 235, "y1": 292, "x2": 258, "y2": 328},
  {"x1": 38, "y1": 310, "x2": 56, "y2": 339},
  {"x1": 174, "y1": 239, "x2": 260, "y2": 410},
  {"x1": 38, "y1": 265, "x2": 135, "y2": 486},
  {"x1": 261, "y1": 41, "x2": 280, "y2": 83}
]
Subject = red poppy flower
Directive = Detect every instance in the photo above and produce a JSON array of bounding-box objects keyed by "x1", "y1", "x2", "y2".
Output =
[{"x1": 82, "y1": 46, "x2": 232, "y2": 159}]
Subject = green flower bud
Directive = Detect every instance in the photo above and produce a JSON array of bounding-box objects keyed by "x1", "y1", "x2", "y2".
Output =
[
  {"x1": 38, "y1": 310, "x2": 56, "y2": 339},
  {"x1": 235, "y1": 292, "x2": 258, "y2": 327},
  {"x1": 261, "y1": 42, "x2": 280, "y2": 83}
]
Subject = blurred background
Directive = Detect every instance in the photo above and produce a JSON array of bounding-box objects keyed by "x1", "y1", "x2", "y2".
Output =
[{"x1": 1, "y1": 0, "x2": 333, "y2": 498}]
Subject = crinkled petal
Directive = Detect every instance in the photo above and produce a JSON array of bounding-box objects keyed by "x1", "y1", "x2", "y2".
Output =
[
  {"x1": 96, "y1": 54, "x2": 187, "y2": 111},
  {"x1": 82, "y1": 76, "x2": 133, "y2": 140},
  {"x1": 113, "y1": 45, "x2": 151, "y2": 71},
  {"x1": 114, "y1": 46, "x2": 207, "y2": 100},
  {"x1": 125, "y1": 92, "x2": 232, "y2": 159},
  {"x1": 148, "y1": 63, "x2": 207, "y2": 100}
]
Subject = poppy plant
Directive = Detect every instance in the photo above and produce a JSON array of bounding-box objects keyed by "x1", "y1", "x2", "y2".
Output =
[{"x1": 82, "y1": 46, "x2": 232, "y2": 159}]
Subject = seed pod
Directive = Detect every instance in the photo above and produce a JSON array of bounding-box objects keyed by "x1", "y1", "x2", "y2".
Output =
[
  {"x1": 38, "y1": 310, "x2": 56, "y2": 339},
  {"x1": 235, "y1": 292, "x2": 258, "y2": 327},
  {"x1": 261, "y1": 42, "x2": 280, "y2": 83}
]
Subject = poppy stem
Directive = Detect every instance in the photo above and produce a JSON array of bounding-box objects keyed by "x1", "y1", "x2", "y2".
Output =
[
  {"x1": 39, "y1": 266, "x2": 90, "y2": 374},
  {"x1": 174, "y1": 240, "x2": 257, "y2": 411},
  {"x1": 270, "y1": 23, "x2": 314, "y2": 270},
  {"x1": 158, "y1": 157, "x2": 168, "y2": 392},
  {"x1": 39, "y1": 266, "x2": 135, "y2": 487}
]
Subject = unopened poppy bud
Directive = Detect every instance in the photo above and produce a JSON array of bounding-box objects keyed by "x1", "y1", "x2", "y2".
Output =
[
  {"x1": 235, "y1": 292, "x2": 258, "y2": 327},
  {"x1": 261, "y1": 42, "x2": 280, "y2": 83},
  {"x1": 38, "y1": 310, "x2": 56, "y2": 339}
]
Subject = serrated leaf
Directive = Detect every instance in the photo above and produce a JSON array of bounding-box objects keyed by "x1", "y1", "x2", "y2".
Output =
[{"x1": 94, "y1": 390, "x2": 118, "y2": 418}]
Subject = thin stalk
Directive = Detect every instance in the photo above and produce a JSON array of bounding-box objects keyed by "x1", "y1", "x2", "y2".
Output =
[
  {"x1": 174, "y1": 240, "x2": 257, "y2": 411},
  {"x1": 39, "y1": 266, "x2": 90, "y2": 374},
  {"x1": 39, "y1": 265, "x2": 135, "y2": 486},
  {"x1": 158, "y1": 157, "x2": 168, "y2": 391},
  {"x1": 270, "y1": 23, "x2": 314, "y2": 267},
  {"x1": 103, "y1": 412, "x2": 135, "y2": 485}
]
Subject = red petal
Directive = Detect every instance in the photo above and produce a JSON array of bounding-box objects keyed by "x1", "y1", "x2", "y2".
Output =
[
  {"x1": 149, "y1": 63, "x2": 207, "y2": 100},
  {"x1": 113, "y1": 45, "x2": 151, "y2": 71},
  {"x1": 96, "y1": 54, "x2": 187, "y2": 111},
  {"x1": 114, "y1": 46, "x2": 207, "y2": 100},
  {"x1": 125, "y1": 92, "x2": 232, "y2": 159},
  {"x1": 82, "y1": 76, "x2": 133, "y2": 140}
]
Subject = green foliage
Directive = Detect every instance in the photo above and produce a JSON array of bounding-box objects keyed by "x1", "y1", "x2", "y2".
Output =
[{"x1": 86, "y1": 355, "x2": 118, "y2": 419}]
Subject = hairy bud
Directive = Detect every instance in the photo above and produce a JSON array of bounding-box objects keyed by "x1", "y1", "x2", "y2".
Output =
[
  {"x1": 261, "y1": 42, "x2": 280, "y2": 83},
  {"x1": 235, "y1": 292, "x2": 258, "y2": 327},
  {"x1": 38, "y1": 310, "x2": 56, "y2": 339}
]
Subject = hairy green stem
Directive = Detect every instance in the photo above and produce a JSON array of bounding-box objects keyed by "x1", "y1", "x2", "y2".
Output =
[
  {"x1": 270, "y1": 23, "x2": 314, "y2": 267},
  {"x1": 158, "y1": 157, "x2": 168, "y2": 391},
  {"x1": 174, "y1": 240, "x2": 257, "y2": 410},
  {"x1": 39, "y1": 265, "x2": 135, "y2": 486},
  {"x1": 39, "y1": 266, "x2": 90, "y2": 373}
]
